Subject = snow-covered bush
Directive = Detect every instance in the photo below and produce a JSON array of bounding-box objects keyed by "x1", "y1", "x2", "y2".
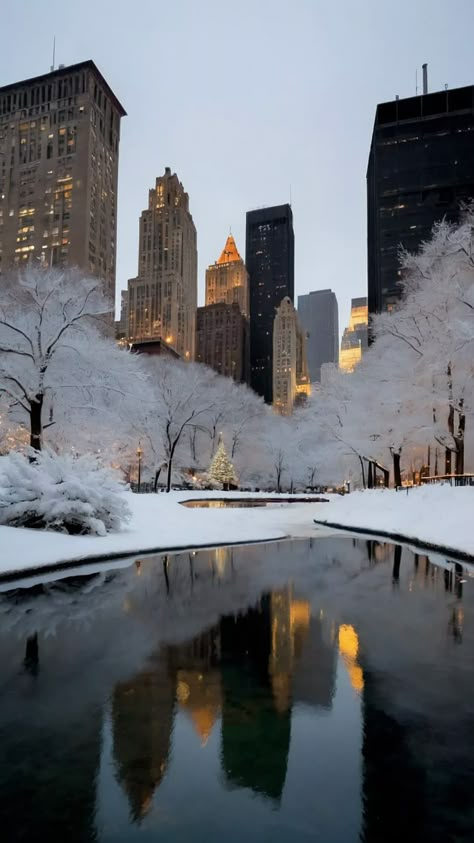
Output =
[{"x1": 0, "y1": 450, "x2": 131, "y2": 535}]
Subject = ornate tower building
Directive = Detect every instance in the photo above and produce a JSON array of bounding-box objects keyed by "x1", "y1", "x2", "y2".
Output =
[
  {"x1": 127, "y1": 167, "x2": 197, "y2": 359},
  {"x1": 272, "y1": 297, "x2": 310, "y2": 415},
  {"x1": 205, "y1": 234, "x2": 249, "y2": 315}
]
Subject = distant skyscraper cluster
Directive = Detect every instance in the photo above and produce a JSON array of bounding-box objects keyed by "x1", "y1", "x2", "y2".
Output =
[{"x1": 2, "y1": 59, "x2": 469, "y2": 404}]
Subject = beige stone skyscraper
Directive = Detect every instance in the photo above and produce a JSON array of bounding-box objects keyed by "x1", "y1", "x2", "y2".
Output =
[
  {"x1": 0, "y1": 61, "x2": 125, "y2": 301},
  {"x1": 127, "y1": 168, "x2": 197, "y2": 359},
  {"x1": 273, "y1": 297, "x2": 310, "y2": 415},
  {"x1": 205, "y1": 234, "x2": 248, "y2": 316}
]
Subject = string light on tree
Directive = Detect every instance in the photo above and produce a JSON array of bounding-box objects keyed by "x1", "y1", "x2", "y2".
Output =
[{"x1": 208, "y1": 437, "x2": 237, "y2": 490}]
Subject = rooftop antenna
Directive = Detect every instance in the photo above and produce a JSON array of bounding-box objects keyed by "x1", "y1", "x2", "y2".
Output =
[
  {"x1": 289, "y1": 184, "x2": 292, "y2": 206},
  {"x1": 415, "y1": 67, "x2": 418, "y2": 95},
  {"x1": 422, "y1": 63, "x2": 428, "y2": 95},
  {"x1": 50, "y1": 36, "x2": 56, "y2": 72}
]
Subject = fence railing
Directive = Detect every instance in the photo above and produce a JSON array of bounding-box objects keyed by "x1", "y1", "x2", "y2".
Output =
[{"x1": 420, "y1": 474, "x2": 474, "y2": 487}]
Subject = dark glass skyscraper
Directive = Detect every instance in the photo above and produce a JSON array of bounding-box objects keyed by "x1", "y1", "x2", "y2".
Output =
[
  {"x1": 367, "y1": 84, "x2": 474, "y2": 317},
  {"x1": 246, "y1": 204, "x2": 294, "y2": 402},
  {"x1": 297, "y1": 289, "x2": 339, "y2": 383}
]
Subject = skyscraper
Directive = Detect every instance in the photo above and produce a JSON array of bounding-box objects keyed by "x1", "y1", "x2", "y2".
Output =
[
  {"x1": 367, "y1": 80, "x2": 474, "y2": 317},
  {"x1": 297, "y1": 289, "x2": 339, "y2": 383},
  {"x1": 246, "y1": 204, "x2": 294, "y2": 402},
  {"x1": 340, "y1": 296, "x2": 368, "y2": 373},
  {"x1": 196, "y1": 302, "x2": 248, "y2": 382},
  {"x1": 205, "y1": 234, "x2": 248, "y2": 315},
  {"x1": 127, "y1": 168, "x2": 197, "y2": 359},
  {"x1": 0, "y1": 61, "x2": 125, "y2": 301},
  {"x1": 272, "y1": 296, "x2": 310, "y2": 415}
]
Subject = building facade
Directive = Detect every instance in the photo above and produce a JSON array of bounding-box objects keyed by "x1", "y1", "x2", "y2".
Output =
[
  {"x1": 272, "y1": 297, "x2": 310, "y2": 415},
  {"x1": 127, "y1": 168, "x2": 197, "y2": 360},
  {"x1": 205, "y1": 234, "x2": 249, "y2": 316},
  {"x1": 340, "y1": 296, "x2": 368, "y2": 373},
  {"x1": 195, "y1": 302, "x2": 248, "y2": 382},
  {"x1": 297, "y1": 289, "x2": 339, "y2": 383},
  {"x1": 367, "y1": 83, "x2": 474, "y2": 317},
  {"x1": 0, "y1": 61, "x2": 125, "y2": 301},
  {"x1": 246, "y1": 204, "x2": 294, "y2": 403}
]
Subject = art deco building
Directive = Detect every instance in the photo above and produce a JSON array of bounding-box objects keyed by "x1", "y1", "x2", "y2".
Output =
[
  {"x1": 368, "y1": 77, "x2": 474, "y2": 317},
  {"x1": 127, "y1": 167, "x2": 197, "y2": 359},
  {"x1": 0, "y1": 61, "x2": 125, "y2": 301},
  {"x1": 340, "y1": 296, "x2": 368, "y2": 373},
  {"x1": 196, "y1": 302, "x2": 248, "y2": 382},
  {"x1": 205, "y1": 234, "x2": 249, "y2": 315},
  {"x1": 297, "y1": 289, "x2": 339, "y2": 383},
  {"x1": 246, "y1": 204, "x2": 294, "y2": 403},
  {"x1": 272, "y1": 297, "x2": 310, "y2": 415}
]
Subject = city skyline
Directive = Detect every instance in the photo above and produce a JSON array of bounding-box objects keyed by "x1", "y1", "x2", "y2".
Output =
[{"x1": 3, "y1": 0, "x2": 473, "y2": 333}]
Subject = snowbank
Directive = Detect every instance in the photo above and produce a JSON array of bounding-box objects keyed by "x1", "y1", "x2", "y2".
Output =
[
  {"x1": 314, "y1": 485, "x2": 474, "y2": 559},
  {"x1": 0, "y1": 490, "x2": 330, "y2": 579}
]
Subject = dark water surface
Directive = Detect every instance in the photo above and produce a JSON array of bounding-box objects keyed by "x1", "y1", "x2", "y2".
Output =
[{"x1": 0, "y1": 537, "x2": 473, "y2": 842}]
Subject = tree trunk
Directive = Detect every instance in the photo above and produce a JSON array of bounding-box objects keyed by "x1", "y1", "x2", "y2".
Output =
[
  {"x1": 358, "y1": 456, "x2": 366, "y2": 489},
  {"x1": 392, "y1": 452, "x2": 402, "y2": 488},
  {"x1": 166, "y1": 458, "x2": 173, "y2": 492},
  {"x1": 154, "y1": 466, "x2": 162, "y2": 493},
  {"x1": 30, "y1": 394, "x2": 44, "y2": 451},
  {"x1": 367, "y1": 460, "x2": 373, "y2": 489},
  {"x1": 455, "y1": 402, "x2": 465, "y2": 476},
  {"x1": 445, "y1": 363, "x2": 454, "y2": 474}
]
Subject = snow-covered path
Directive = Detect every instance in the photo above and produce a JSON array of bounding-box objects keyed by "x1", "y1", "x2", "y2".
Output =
[
  {"x1": 315, "y1": 485, "x2": 474, "y2": 560},
  {"x1": 0, "y1": 491, "x2": 332, "y2": 579}
]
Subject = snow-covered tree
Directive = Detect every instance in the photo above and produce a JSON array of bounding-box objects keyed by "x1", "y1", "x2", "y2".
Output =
[
  {"x1": 0, "y1": 267, "x2": 143, "y2": 451},
  {"x1": 208, "y1": 439, "x2": 237, "y2": 489}
]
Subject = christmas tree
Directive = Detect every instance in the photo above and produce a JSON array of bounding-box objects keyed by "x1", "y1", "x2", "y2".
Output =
[{"x1": 208, "y1": 440, "x2": 237, "y2": 489}]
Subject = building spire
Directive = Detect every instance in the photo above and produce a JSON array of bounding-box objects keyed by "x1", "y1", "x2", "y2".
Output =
[{"x1": 216, "y1": 233, "x2": 242, "y2": 264}]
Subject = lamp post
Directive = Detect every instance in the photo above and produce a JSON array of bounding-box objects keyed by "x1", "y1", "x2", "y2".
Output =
[{"x1": 136, "y1": 442, "x2": 142, "y2": 493}]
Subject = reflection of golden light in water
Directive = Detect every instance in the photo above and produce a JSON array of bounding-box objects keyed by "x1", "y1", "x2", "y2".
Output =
[
  {"x1": 338, "y1": 624, "x2": 364, "y2": 694},
  {"x1": 176, "y1": 670, "x2": 221, "y2": 747},
  {"x1": 176, "y1": 680, "x2": 190, "y2": 703},
  {"x1": 338, "y1": 624, "x2": 359, "y2": 660},
  {"x1": 269, "y1": 589, "x2": 311, "y2": 711},
  {"x1": 214, "y1": 546, "x2": 228, "y2": 575}
]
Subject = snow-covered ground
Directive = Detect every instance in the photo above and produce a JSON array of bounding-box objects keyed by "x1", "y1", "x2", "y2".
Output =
[
  {"x1": 315, "y1": 485, "x2": 474, "y2": 558},
  {"x1": 0, "y1": 490, "x2": 332, "y2": 578}
]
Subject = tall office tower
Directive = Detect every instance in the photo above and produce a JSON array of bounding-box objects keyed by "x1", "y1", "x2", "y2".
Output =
[
  {"x1": 272, "y1": 297, "x2": 310, "y2": 415},
  {"x1": 0, "y1": 61, "x2": 125, "y2": 301},
  {"x1": 367, "y1": 76, "x2": 474, "y2": 317},
  {"x1": 115, "y1": 289, "x2": 128, "y2": 341},
  {"x1": 246, "y1": 204, "x2": 294, "y2": 403},
  {"x1": 196, "y1": 302, "x2": 248, "y2": 382},
  {"x1": 205, "y1": 234, "x2": 249, "y2": 316},
  {"x1": 340, "y1": 296, "x2": 368, "y2": 373},
  {"x1": 297, "y1": 289, "x2": 339, "y2": 383},
  {"x1": 127, "y1": 168, "x2": 197, "y2": 359}
]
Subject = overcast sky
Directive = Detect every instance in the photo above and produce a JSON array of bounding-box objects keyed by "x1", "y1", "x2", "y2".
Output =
[{"x1": 2, "y1": 0, "x2": 474, "y2": 329}]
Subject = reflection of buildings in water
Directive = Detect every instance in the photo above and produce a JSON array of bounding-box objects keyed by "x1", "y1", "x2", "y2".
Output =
[
  {"x1": 338, "y1": 624, "x2": 364, "y2": 694},
  {"x1": 112, "y1": 658, "x2": 175, "y2": 822},
  {"x1": 219, "y1": 587, "x2": 337, "y2": 802},
  {"x1": 360, "y1": 668, "x2": 426, "y2": 843},
  {"x1": 169, "y1": 627, "x2": 222, "y2": 746},
  {"x1": 220, "y1": 594, "x2": 291, "y2": 802}
]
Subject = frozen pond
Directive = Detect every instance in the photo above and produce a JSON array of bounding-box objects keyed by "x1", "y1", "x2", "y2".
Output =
[{"x1": 0, "y1": 536, "x2": 473, "y2": 842}]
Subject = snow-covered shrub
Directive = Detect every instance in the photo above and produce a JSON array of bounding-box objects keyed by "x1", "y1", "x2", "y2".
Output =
[{"x1": 0, "y1": 450, "x2": 131, "y2": 535}]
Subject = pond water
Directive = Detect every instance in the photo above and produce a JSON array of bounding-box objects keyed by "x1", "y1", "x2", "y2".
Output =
[
  {"x1": 0, "y1": 537, "x2": 473, "y2": 842},
  {"x1": 180, "y1": 498, "x2": 323, "y2": 508}
]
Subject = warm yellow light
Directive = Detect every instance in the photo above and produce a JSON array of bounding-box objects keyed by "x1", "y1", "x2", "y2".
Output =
[{"x1": 338, "y1": 624, "x2": 359, "y2": 659}]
